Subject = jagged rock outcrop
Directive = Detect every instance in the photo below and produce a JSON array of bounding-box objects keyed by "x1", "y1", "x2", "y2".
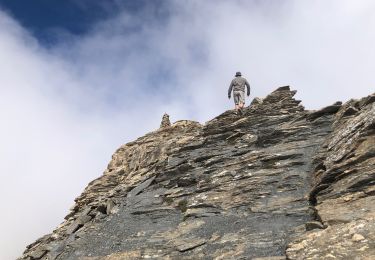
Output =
[
  {"x1": 20, "y1": 87, "x2": 375, "y2": 260},
  {"x1": 287, "y1": 94, "x2": 375, "y2": 259}
]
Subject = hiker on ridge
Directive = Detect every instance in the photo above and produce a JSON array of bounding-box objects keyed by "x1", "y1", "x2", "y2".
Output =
[{"x1": 228, "y1": 71, "x2": 250, "y2": 114}]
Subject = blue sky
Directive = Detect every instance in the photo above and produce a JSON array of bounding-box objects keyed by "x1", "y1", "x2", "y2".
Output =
[
  {"x1": 0, "y1": 1, "x2": 374, "y2": 259},
  {"x1": 0, "y1": 0, "x2": 160, "y2": 44}
]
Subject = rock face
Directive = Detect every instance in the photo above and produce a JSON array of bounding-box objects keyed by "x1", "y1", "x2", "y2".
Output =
[{"x1": 20, "y1": 87, "x2": 375, "y2": 260}]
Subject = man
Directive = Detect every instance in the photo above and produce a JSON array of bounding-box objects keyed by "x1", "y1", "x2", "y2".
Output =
[{"x1": 228, "y1": 71, "x2": 251, "y2": 114}]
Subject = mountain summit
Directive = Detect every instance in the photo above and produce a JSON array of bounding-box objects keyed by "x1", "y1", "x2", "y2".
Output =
[{"x1": 20, "y1": 87, "x2": 375, "y2": 260}]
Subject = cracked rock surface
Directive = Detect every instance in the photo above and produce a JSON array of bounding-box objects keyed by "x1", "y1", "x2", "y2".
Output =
[{"x1": 19, "y1": 87, "x2": 375, "y2": 260}]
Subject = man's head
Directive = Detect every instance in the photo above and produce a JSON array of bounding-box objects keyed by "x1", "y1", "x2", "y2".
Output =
[{"x1": 235, "y1": 71, "x2": 242, "y2": 77}]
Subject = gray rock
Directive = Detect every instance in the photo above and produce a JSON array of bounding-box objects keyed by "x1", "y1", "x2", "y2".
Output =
[
  {"x1": 28, "y1": 249, "x2": 47, "y2": 259},
  {"x1": 307, "y1": 102, "x2": 342, "y2": 121},
  {"x1": 305, "y1": 221, "x2": 325, "y2": 231},
  {"x1": 175, "y1": 238, "x2": 207, "y2": 252},
  {"x1": 127, "y1": 176, "x2": 156, "y2": 198},
  {"x1": 18, "y1": 88, "x2": 375, "y2": 260},
  {"x1": 342, "y1": 106, "x2": 358, "y2": 117}
]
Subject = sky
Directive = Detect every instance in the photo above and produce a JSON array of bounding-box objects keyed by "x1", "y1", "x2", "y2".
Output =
[{"x1": 0, "y1": 0, "x2": 374, "y2": 259}]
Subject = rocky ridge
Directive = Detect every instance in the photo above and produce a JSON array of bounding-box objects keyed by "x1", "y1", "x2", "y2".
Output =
[{"x1": 20, "y1": 87, "x2": 375, "y2": 260}]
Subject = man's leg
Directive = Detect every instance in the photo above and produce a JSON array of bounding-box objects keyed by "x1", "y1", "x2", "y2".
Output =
[
  {"x1": 237, "y1": 102, "x2": 243, "y2": 115},
  {"x1": 239, "y1": 92, "x2": 245, "y2": 109},
  {"x1": 237, "y1": 103, "x2": 243, "y2": 114},
  {"x1": 234, "y1": 92, "x2": 239, "y2": 111}
]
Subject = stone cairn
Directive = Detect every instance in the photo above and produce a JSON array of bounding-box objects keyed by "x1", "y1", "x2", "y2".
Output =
[{"x1": 160, "y1": 113, "x2": 171, "y2": 128}]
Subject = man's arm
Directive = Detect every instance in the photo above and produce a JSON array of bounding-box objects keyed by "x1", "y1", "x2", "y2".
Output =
[
  {"x1": 228, "y1": 80, "x2": 234, "y2": 98},
  {"x1": 245, "y1": 79, "x2": 250, "y2": 96}
]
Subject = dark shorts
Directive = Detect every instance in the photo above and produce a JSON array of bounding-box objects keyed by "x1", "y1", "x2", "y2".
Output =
[{"x1": 233, "y1": 91, "x2": 245, "y2": 105}]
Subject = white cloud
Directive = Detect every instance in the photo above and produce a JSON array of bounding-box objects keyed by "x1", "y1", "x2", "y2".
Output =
[{"x1": 1, "y1": 1, "x2": 375, "y2": 258}]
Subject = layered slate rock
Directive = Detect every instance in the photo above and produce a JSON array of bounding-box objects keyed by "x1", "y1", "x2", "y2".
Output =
[
  {"x1": 287, "y1": 93, "x2": 375, "y2": 260},
  {"x1": 19, "y1": 87, "x2": 375, "y2": 260}
]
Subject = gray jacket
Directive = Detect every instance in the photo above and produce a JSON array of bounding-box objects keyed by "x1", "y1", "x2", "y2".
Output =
[{"x1": 228, "y1": 76, "x2": 250, "y2": 97}]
